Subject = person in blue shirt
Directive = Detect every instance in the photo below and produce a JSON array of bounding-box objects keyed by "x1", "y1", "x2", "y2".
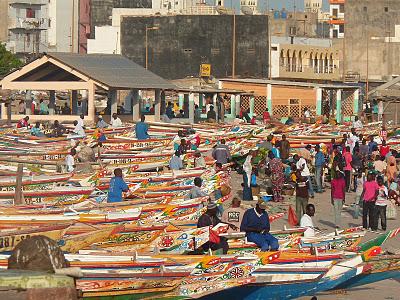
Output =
[
  {"x1": 166, "y1": 102, "x2": 175, "y2": 119},
  {"x1": 314, "y1": 145, "x2": 326, "y2": 193},
  {"x1": 368, "y1": 135, "x2": 378, "y2": 154},
  {"x1": 240, "y1": 199, "x2": 279, "y2": 251},
  {"x1": 169, "y1": 150, "x2": 183, "y2": 170},
  {"x1": 107, "y1": 168, "x2": 129, "y2": 203},
  {"x1": 135, "y1": 115, "x2": 150, "y2": 140}
]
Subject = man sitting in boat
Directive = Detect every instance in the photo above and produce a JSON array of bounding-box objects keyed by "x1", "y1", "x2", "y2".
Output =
[
  {"x1": 16, "y1": 116, "x2": 30, "y2": 129},
  {"x1": 65, "y1": 148, "x2": 76, "y2": 173},
  {"x1": 169, "y1": 151, "x2": 183, "y2": 170},
  {"x1": 300, "y1": 204, "x2": 316, "y2": 238},
  {"x1": 107, "y1": 168, "x2": 129, "y2": 203},
  {"x1": 240, "y1": 199, "x2": 279, "y2": 251},
  {"x1": 110, "y1": 113, "x2": 123, "y2": 128},
  {"x1": 185, "y1": 177, "x2": 207, "y2": 200},
  {"x1": 96, "y1": 115, "x2": 108, "y2": 129},
  {"x1": 196, "y1": 201, "x2": 237, "y2": 254},
  {"x1": 70, "y1": 120, "x2": 86, "y2": 137},
  {"x1": 49, "y1": 120, "x2": 66, "y2": 137},
  {"x1": 135, "y1": 115, "x2": 150, "y2": 140}
]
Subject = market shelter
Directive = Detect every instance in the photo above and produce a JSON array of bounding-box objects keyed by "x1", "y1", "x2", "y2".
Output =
[
  {"x1": 219, "y1": 78, "x2": 361, "y2": 123},
  {"x1": 0, "y1": 53, "x2": 175, "y2": 123}
]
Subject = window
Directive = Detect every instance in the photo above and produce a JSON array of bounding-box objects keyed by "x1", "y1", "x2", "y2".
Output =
[
  {"x1": 332, "y1": 8, "x2": 338, "y2": 18},
  {"x1": 384, "y1": 7, "x2": 388, "y2": 12},
  {"x1": 26, "y1": 8, "x2": 35, "y2": 18},
  {"x1": 289, "y1": 99, "x2": 299, "y2": 105},
  {"x1": 333, "y1": 29, "x2": 338, "y2": 38},
  {"x1": 339, "y1": 4, "x2": 344, "y2": 13},
  {"x1": 363, "y1": 6, "x2": 367, "y2": 12},
  {"x1": 339, "y1": 24, "x2": 344, "y2": 33},
  {"x1": 48, "y1": 18, "x2": 51, "y2": 27},
  {"x1": 183, "y1": 48, "x2": 192, "y2": 53}
]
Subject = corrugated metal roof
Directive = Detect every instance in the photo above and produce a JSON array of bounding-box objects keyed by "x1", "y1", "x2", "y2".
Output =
[{"x1": 47, "y1": 52, "x2": 176, "y2": 90}]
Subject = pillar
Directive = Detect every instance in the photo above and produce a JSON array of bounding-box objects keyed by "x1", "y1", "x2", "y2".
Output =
[
  {"x1": 213, "y1": 93, "x2": 218, "y2": 121},
  {"x1": 183, "y1": 94, "x2": 189, "y2": 117},
  {"x1": 132, "y1": 89, "x2": 140, "y2": 121},
  {"x1": 316, "y1": 88, "x2": 322, "y2": 116},
  {"x1": 88, "y1": 82, "x2": 95, "y2": 123},
  {"x1": 154, "y1": 89, "x2": 161, "y2": 122},
  {"x1": 178, "y1": 93, "x2": 184, "y2": 109},
  {"x1": 230, "y1": 95, "x2": 236, "y2": 117},
  {"x1": 49, "y1": 90, "x2": 55, "y2": 115},
  {"x1": 25, "y1": 90, "x2": 32, "y2": 115},
  {"x1": 267, "y1": 84, "x2": 272, "y2": 113},
  {"x1": 188, "y1": 93, "x2": 195, "y2": 123},
  {"x1": 72, "y1": 90, "x2": 78, "y2": 114},
  {"x1": 336, "y1": 89, "x2": 342, "y2": 124},
  {"x1": 353, "y1": 89, "x2": 360, "y2": 117},
  {"x1": 249, "y1": 96, "x2": 255, "y2": 118},
  {"x1": 235, "y1": 95, "x2": 241, "y2": 117},
  {"x1": 109, "y1": 89, "x2": 118, "y2": 116}
]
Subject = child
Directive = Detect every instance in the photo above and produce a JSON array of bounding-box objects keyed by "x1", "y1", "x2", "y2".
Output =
[
  {"x1": 375, "y1": 176, "x2": 388, "y2": 231},
  {"x1": 354, "y1": 172, "x2": 365, "y2": 219},
  {"x1": 388, "y1": 178, "x2": 400, "y2": 206},
  {"x1": 361, "y1": 172, "x2": 379, "y2": 230},
  {"x1": 331, "y1": 171, "x2": 346, "y2": 228},
  {"x1": 295, "y1": 173, "x2": 309, "y2": 224}
]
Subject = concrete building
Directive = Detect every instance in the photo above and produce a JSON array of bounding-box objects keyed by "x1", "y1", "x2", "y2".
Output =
[
  {"x1": 329, "y1": 0, "x2": 345, "y2": 38},
  {"x1": 305, "y1": 0, "x2": 323, "y2": 17},
  {"x1": 120, "y1": 15, "x2": 269, "y2": 80},
  {"x1": 271, "y1": 37, "x2": 341, "y2": 81},
  {"x1": 47, "y1": 0, "x2": 79, "y2": 53},
  {"x1": 0, "y1": 1, "x2": 8, "y2": 43},
  {"x1": 240, "y1": 0, "x2": 258, "y2": 14},
  {"x1": 344, "y1": 0, "x2": 400, "y2": 82},
  {"x1": 6, "y1": 0, "x2": 49, "y2": 56}
]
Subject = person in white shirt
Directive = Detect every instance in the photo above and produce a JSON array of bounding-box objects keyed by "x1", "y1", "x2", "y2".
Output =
[
  {"x1": 352, "y1": 116, "x2": 363, "y2": 129},
  {"x1": 300, "y1": 204, "x2": 316, "y2": 237},
  {"x1": 304, "y1": 107, "x2": 311, "y2": 118},
  {"x1": 65, "y1": 148, "x2": 76, "y2": 172},
  {"x1": 110, "y1": 113, "x2": 123, "y2": 128},
  {"x1": 77, "y1": 114, "x2": 85, "y2": 128},
  {"x1": 347, "y1": 128, "x2": 360, "y2": 153},
  {"x1": 378, "y1": 100, "x2": 383, "y2": 121},
  {"x1": 294, "y1": 154, "x2": 314, "y2": 198},
  {"x1": 71, "y1": 120, "x2": 86, "y2": 137}
]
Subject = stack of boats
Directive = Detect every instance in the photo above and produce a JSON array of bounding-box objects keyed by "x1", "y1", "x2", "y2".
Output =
[{"x1": 0, "y1": 121, "x2": 397, "y2": 299}]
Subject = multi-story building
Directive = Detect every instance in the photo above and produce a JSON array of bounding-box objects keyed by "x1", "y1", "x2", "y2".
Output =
[
  {"x1": 271, "y1": 37, "x2": 341, "y2": 81},
  {"x1": 305, "y1": 0, "x2": 322, "y2": 16},
  {"x1": 0, "y1": 1, "x2": 8, "y2": 43},
  {"x1": 6, "y1": 0, "x2": 81, "y2": 57},
  {"x1": 344, "y1": 0, "x2": 400, "y2": 81},
  {"x1": 7, "y1": 0, "x2": 49, "y2": 56},
  {"x1": 329, "y1": 0, "x2": 345, "y2": 38},
  {"x1": 240, "y1": 0, "x2": 258, "y2": 14}
]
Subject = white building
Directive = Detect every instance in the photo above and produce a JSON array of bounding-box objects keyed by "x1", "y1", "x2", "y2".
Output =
[
  {"x1": 329, "y1": 0, "x2": 345, "y2": 38},
  {"x1": 240, "y1": 0, "x2": 258, "y2": 14}
]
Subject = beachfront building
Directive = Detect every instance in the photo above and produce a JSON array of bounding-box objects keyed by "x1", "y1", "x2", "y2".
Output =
[
  {"x1": 271, "y1": 37, "x2": 341, "y2": 81},
  {"x1": 218, "y1": 78, "x2": 360, "y2": 124}
]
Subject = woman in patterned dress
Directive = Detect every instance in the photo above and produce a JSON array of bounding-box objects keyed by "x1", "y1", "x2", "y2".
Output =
[{"x1": 267, "y1": 151, "x2": 284, "y2": 201}]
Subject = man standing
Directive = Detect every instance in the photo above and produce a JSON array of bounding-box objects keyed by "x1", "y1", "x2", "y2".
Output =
[
  {"x1": 212, "y1": 139, "x2": 231, "y2": 165},
  {"x1": 300, "y1": 204, "x2": 316, "y2": 238},
  {"x1": 279, "y1": 134, "x2": 290, "y2": 161},
  {"x1": 207, "y1": 105, "x2": 217, "y2": 122},
  {"x1": 294, "y1": 154, "x2": 314, "y2": 198},
  {"x1": 352, "y1": 116, "x2": 363, "y2": 129},
  {"x1": 222, "y1": 197, "x2": 246, "y2": 233},
  {"x1": 110, "y1": 113, "x2": 123, "y2": 128},
  {"x1": 240, "y1": 199, "x2": 279, "y2": 251},
  {"x1": 194, "y1": 150, "x2": 206, "y2": 168},
  {"x1": 135, "y1": 115, "x2": 150, "y2": 140},
  {"x1": 65, "y1": 149, "x2": 76, "y2": 173},
  {"x1": 77, "y1": 114, "x2": 85, "y2": 128},
  {"x1": 107, "y1": 168, "x2": 129, "y2": 203},
  {"x1": 185, "y1": 177, "x2": 207, "y2": 200},
  {"x1": 166, "y1": 102, "x2": 175, "y2": 120},
  {"x1": 314, "y1": 145, "x2": 326, "y2": 193},
  {"x1": 368, "y1": 136, "x2": 378, "y2": 155}
]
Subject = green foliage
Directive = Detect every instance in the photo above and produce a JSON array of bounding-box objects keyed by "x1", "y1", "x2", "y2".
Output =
[{"x1": 0, "y1": 43, "x2": 23, "y2": 76}]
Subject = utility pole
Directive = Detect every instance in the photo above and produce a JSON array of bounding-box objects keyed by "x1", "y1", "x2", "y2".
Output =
[{"x1": 232, "y1": 13, "x2": 236, "y2": 78}]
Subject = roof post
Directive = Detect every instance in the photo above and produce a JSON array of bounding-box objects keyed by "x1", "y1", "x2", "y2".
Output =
[
  {"x1": 154, "y1": 89, "x2": 161, "y2": 122},
  {"x1": 131, "y1": 89, "x2": 140, "y2": 122},
  {"x1": 88, "y1": 81, "x2": 96, "y2": 124}
]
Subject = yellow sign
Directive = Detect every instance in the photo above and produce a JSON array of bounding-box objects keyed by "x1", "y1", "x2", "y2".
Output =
[{"x1": 200, "y1": 64, "x2": 211, "y2": 77}]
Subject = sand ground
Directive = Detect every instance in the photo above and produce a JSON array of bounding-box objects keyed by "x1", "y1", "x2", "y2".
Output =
[{"x1": 227, "y1": 171, "x2": 400, "y2": 300}]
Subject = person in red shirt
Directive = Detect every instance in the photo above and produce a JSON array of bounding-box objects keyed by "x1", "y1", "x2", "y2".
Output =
[
  {"x1": 362, "y1": 173, "x2": 379, "y2": 231},
  {"x1": 379, "y1": 126, "x2": 387, "y2": 141},
  {"x1": 343, "y1": 146, "x2": 353, "y2": 192},
  {"x1": 379, "y1": 140, "x2": 390, "y2": 157},
  {"x1": 331, "y1": 171, "x2": 346, "y2": 228},
  {"x1": 263, "y1": 108, "x2": 271, "y2": 124},
  {"x1": 251, "y1": 114, "x2": 257, "y2": 125},
  {"x1": 16, "y1": 116, "x2": 30, "y2": 129}
]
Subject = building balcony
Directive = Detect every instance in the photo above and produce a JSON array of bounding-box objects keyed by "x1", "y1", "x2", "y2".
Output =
[
  {"x1": 9, "y1": 0, "x2": 47, "y2": 5},
  {"x1": 277, "y1": 65, "x2": 340, "y2": 81},
  {"x1": 8, "y1": 17, "x2": 48, "y2": 30}
]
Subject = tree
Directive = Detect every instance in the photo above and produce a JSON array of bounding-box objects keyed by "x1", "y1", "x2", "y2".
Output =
[{"x1": 0, "y1": 43, "x2": 23, "y2": 76}]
